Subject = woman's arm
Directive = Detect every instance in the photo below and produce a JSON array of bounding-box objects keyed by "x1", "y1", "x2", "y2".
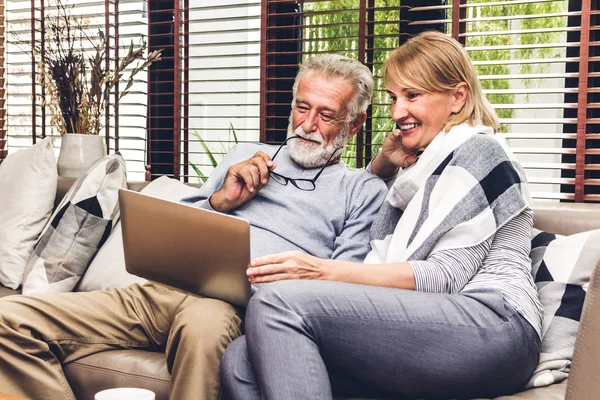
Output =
[
  {"x1": 409, "y1": 241, "x2": 491, "y2": 293},
  {"x1": 324, "y1": 258, "x2": 417, "y2": 289},
  {"x1": 370, "y1": 129, "x2": 420, "y2": 179},
  {"x1": 370, "y1": 152, "x2": 401, "y2": 180},
  {"x1": 247, "y1": 236, "x2": 494, "y2": 293},
  {"x1": 247, "y1": 252, "x2": 417, "y2": 290}
]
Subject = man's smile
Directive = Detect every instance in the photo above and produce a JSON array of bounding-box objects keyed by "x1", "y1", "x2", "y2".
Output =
[{"x1": 297, "y1": 136, "x2": 322, "y2": 145}]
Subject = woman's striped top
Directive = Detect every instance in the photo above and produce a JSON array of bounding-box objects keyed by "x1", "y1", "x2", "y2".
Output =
[{"x1": 409, "y1": 210, "x2": 543, "y2": 338}]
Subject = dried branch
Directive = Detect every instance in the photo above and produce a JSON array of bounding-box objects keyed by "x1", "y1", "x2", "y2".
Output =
[{"x1": 26, "y1": 0, "x2": 162, "y2": 135}]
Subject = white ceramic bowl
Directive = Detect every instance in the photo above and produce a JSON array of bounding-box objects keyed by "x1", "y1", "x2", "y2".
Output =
[{"x1": 94, "y1": 387, "x2": 155, "y2": 400}]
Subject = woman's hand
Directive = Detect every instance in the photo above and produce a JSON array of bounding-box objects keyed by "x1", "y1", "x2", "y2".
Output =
[
  {"x1": 247, "y1": 251, "x2": 327, "y2": 284},
  {"x1": 380, "y1": 129, "x2": 420, "y2": 169},
  {"x1": 371, "y1": 129, "x2": 420, "y2": 179}
]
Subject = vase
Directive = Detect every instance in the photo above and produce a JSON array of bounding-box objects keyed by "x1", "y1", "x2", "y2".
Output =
[{"x1": 57, "y1": 134, "x2": 107, "y2": 178}]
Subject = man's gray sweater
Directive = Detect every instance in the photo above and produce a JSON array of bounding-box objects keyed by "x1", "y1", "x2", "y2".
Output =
[{"x1": 182, "y1": 143, "x2": 387, "y2": 262}]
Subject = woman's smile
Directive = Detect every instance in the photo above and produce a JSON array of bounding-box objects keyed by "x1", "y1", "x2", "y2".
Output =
[{"x1": 398, "y1": 123, "x2": 421, "y2": 135}]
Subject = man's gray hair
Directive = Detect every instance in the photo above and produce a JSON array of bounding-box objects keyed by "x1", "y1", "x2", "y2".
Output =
[{"x1": 292, "y1": 54, "x2": 374, "y2": 123}]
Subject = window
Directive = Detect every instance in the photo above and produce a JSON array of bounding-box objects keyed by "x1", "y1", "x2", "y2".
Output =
[
  {"x1": 262, "y1": 0, "x2": 599, "y2": 202},
  {"x1": 3, "y1": 0, "x2": 261, "y2": 182},
  {"x1": 3, "y1": 0, "x2": 598, "y2": 201}
]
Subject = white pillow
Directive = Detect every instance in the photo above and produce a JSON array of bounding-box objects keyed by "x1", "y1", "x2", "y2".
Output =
[
  {"x1": 0, "y1": 138, "x2": 57, "y2": 289},
  {"x1": 76, "y1": 176, "x2": 199, "y2": 292}
]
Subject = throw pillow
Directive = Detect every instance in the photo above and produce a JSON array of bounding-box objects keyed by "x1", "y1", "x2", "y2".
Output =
[
  {"x1": 525, "y1": 228, "x2": 600, "y2": 388},
  {"x1": 76, "y1": 176, "x2": 199, "y2": 292},
  {"x1": 21, "y1": 153, "x2": 127, "y2": 294},
  {"x1": 0, "y1": 137, "x2": 57, "y2": 289}
]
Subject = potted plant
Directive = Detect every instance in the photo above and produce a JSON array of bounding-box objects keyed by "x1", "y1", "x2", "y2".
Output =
[{"x1": 31, "y1": 0, "x2": 161, "y2": 177}]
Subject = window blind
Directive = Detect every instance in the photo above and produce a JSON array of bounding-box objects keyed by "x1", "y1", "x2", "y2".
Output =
[
  {"x1": 262, "y1": 0, "x2": 599, "y2": 202},
  {"x1": 444, "y1": 0, "x2": 598, "y2": 202},
  {"x1": 146, "y1": 0, "x2": 261, "y2": 183},
  {"x1": 4, "y1": 0, "x2": 597, "y2": 201},
  {"x1": 183, "y1": 0, "x2": 261, "y2": 183}
]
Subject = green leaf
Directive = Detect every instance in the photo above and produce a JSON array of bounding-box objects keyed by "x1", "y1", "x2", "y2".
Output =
[
  {"x1": 188, "y1": 161, "x2": 208, "y2": 183},
  {"x1": 190, "y1": 130, "x2": 218, "y2": 168},
  {"x1": 229, "y1": 121, "x2": 239, "y2": 144}
]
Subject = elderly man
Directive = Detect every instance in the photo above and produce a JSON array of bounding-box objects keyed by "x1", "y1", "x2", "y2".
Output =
[{"x1": 0, "y1": 54, "x2": 387, "y2": 400}]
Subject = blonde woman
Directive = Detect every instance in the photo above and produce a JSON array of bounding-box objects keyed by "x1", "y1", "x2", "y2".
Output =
[{"x1": 220, "y1": 31, "x2": 542, "y2": 399}]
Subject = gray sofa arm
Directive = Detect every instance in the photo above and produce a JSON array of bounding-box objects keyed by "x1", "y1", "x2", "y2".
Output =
[{"x1": 566, "y1": 260, "x2": 600, "y2": 400}]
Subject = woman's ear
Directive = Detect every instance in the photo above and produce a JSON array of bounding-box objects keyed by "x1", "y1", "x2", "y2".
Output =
[
  {"x1": 451, "y1": 82, "x2": 468, "y2": 114},
  {"x1": 348, "y1": 112, "x2": 367, "y2": 139}
]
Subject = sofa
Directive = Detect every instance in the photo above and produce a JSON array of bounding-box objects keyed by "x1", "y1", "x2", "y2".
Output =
[{"x1": 1, "y1": 176, "x2": 600, "y2": 400}]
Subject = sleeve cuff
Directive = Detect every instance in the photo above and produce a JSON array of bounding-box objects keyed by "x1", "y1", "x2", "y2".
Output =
[
  {"x1": 196, "y1": 198, "x2": 218, "y2": 212},
  {"x1": 366, "y1": 159, "x2": 400, "y2": 185},
  {"x1": 408, "y1": 260, "x2": 440, "y2": 293}
]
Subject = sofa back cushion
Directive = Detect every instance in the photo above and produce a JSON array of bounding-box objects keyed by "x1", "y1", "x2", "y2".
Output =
[{"x1": 532, "y1": 201, "x2": 600, "y2": 236}]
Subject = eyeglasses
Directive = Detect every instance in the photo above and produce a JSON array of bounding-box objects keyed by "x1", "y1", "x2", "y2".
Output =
[{"x1": 269, "y1": 135, "x2": 342, "y2": 191}]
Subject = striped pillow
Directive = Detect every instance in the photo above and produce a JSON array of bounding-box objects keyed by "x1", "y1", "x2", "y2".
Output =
[
  {"x1": 525, "y1": 228, "x2": 600, "y2": 388},
  {"x1": 21, "y1": 153, "x2": 126, "y2": 294}
]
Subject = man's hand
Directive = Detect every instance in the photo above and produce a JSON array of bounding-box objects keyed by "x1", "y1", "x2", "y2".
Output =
[
  {"x1": 247, "y1": 251, "x2": 327, "y2": 284},
  {"x1": 209, "y1": 151, "x2": 274, "y2": 212}
]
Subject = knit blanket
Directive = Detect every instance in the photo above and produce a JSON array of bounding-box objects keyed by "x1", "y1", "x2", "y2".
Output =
[{"x1": 366, "y1": 123, "x2": 532, "y2": 264}]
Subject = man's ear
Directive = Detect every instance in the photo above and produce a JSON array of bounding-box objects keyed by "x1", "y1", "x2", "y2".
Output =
[
  {"x1": 348, "y1": 112, "x2": 367, "y2": 139},
  {"x1": 451, "y1": 82, "x2": 468, "y2": 114}
]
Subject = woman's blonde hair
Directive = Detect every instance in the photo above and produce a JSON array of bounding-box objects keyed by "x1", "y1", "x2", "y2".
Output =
[{"x1": 383, "y1": 31, "x2": 499, "y2": 132}]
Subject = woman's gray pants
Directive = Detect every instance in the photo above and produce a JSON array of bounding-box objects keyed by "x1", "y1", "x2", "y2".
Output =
[{"x1": 220, "y1": 280, "x2": 540, "y2": 400}]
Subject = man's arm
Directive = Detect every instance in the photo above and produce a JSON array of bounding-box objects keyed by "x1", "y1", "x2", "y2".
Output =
[
  {"x1": 330, "y1": 176, "x2": 388, "y2": 262},
  {"x1": 180, "y1": 145, "x2": 239, "y2": 208}
]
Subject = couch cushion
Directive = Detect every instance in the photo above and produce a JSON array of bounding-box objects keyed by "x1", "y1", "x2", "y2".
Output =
[
  {"x1": 21, "y1": 153, "x2": 127, "y2": 294},
  {"x1": 334, "y1": 379, "x2": 568, "y2": 400},
  {"x1": 62, "y1": 349, "x2": 567, "y2": 400},
  {"x1": 60, "y1": 347, "x2": 568, "y2": 400},
  {"x1": 63, "y1": 350, "x2": 170, "y2": 400},
  {"x1": 525, "y1": 228, "x2": 600, "y2": 389},
  {"x1": 473, "y1": 379, "x2": 567, "y2": 400},
  {"x1": 0, "y1": 284, "x2": 20, "y2": 299},
  {"x1": 0, "y1": 137, "x2": 57, "y2": 289},
  {"x1": 76, "y1": 176, "x2": 199, "y2": 292}
]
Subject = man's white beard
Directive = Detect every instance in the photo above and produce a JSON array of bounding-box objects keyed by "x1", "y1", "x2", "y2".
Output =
[{"x1": 286, "y1": 121, "x2": 349, "y2": 168}]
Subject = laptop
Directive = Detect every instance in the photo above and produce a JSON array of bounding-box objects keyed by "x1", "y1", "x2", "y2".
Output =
[{"x1": 118, "y1": 189, "x2": 252, "y2": 307}]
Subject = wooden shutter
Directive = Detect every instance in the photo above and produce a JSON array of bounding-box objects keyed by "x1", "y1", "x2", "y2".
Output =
[{"x1": 0, "y1": 0, "x2": 6, "y2": 163}]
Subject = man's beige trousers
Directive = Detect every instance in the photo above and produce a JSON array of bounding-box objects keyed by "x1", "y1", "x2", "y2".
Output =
[{"x1": 0, "y1": 282, "x2": 243, "y2": 400}]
